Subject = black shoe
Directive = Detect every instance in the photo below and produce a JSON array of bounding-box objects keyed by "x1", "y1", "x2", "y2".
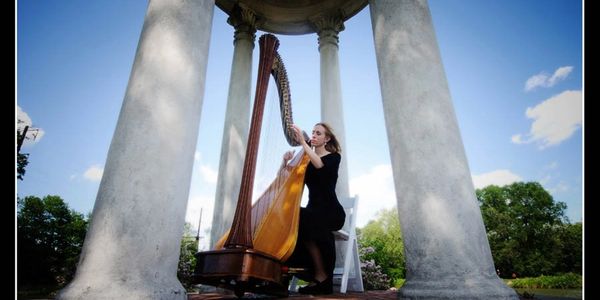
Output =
[{"x1": 298, "y1": 277, "x2": 333, "y2": 295}]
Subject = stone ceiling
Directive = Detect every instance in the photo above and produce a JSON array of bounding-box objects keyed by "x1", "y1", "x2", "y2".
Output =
[{"x1": 215, "y1": 0, "x2": 369, "y2": 35}]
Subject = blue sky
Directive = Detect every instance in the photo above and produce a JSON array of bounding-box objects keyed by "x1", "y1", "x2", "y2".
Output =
[{"x1": 17, "y1": 1, "x2": 582, "y2": 249}]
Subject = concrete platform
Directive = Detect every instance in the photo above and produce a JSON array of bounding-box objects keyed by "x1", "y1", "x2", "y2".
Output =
[
  {"x1": 188, "y1": 290, "x2": 396, "y2": 300},
  {"x1": 187, "y1": 290, "x2": 580, "y2": 300}
]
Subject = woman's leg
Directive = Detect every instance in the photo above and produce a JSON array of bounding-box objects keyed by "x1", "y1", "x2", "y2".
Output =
[
  {"x1": 298, "y1": 238, "x2": 334, "y2": 295},
  {"x1": 305, "y1": 240, "x2": 327, "y2": 283}
]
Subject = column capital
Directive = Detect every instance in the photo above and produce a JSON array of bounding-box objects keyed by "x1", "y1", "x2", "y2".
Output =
[
  {"x1": 312, "y1": 15, "x2": 345, "y2": 50},
  {"x1": 227, "y1": 5, "x2": 258, "y2": 45}
]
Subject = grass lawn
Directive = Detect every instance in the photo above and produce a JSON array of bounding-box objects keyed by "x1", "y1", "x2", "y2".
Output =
[{"x1": 513, "y1": 287, "x2": 582, "y2": 299}]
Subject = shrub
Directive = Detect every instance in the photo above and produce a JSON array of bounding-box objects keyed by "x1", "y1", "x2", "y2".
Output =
[
  {"x1": 359, "y1": 246, "x2": 391, "y2": 290},
  {"x1": 510, "y1": 273, "x2": 582, "y2": 289}
]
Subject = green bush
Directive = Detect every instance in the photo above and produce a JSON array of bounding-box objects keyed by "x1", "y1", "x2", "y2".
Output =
[
  {"x1": 359, "y1": 246, "x2": 391, "y2": 290},
  {"x1": 357, "y1": 208, "x2": 405, "y2": 285},
  {"x1": 178, "y1": 223, "x2": 199, "y2": 290},
  {"x1": 393, "y1": 278, "x2": 405, "y2": 288},
  {"x1": 509, "y1": 273, "x2": 582, "y2": 289}
]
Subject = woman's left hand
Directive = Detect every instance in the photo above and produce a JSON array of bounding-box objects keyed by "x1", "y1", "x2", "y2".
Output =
[{"x1": 283, "y1": 150, "x2": 294, "y2": 162}]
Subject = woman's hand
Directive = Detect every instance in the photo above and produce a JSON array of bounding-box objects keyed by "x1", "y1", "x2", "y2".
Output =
[
  {"x1": 292, "y1": 124, "x2": 324, "y2": 169},
  {"x1": 291, "y1": 124, "x2": 306, "y2": 145},
  {"x1": 281, "y1": 150, "x2": 295, "y2": 170},
  {"x1": 283, "y1": 150, "x2": 294, "y2": 162}
]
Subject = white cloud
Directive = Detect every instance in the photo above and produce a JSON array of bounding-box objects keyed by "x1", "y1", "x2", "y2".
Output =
[
  {"x1": 512, "y1": 90, "x2": 582, "y2": 149},
  {"x1": 83, "y1": 165, "x2": 104, "y2": 182},
  {"x1": 472, "y1": 169, "x2": 522, "y2": 189},
  {"x1": 17, "y1": 106, "x2": 45, "y2": 146},
  {"x1": 525, "y1": 74, "x2": 548, "y2": 92},
  {"x1": 17, "y1": 106, "x2": 32, "y2": 128},
  {"x1": 548, "y1": 66, "x2": 574, "y2": 86},
  {"x1": 199, "y1": 165, "x2": 218, "y2": 184},
  {"x1": 349, "y1": 164, "x2": 397, "y2": 228},
  {"x1": 511, "y1": 134, "x2": 524, "y2": 144},
  {"x1": 524, "y1": 66, "x2": 573, "y2": 91},
  {"x1": 185, "y1": 152, "x2": 218, "y2": 250}
]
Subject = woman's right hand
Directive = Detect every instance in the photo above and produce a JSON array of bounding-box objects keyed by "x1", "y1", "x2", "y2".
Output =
[{"x1": 291, "y1": 124, "x2": 306, "y2": 145}]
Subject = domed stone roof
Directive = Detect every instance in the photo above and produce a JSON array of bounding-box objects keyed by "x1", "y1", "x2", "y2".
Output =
[{"x1": 215, "y1": 0, "x2": 368, "y2": 35}]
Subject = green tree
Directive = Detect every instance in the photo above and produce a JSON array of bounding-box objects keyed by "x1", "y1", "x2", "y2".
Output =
[
  {"x1": 17, "y1": 195, "x2": 88, "y2": 288},
  {"x1": 553, "y1": 222, "x2": 582, "y2": 274},
  {"x1": 17, "y1": 125, "x2": 29, "y2": 180},
  {"x1": 357, "y1": 208, "x2": 405, "y2": 284},
  {"x1": 178, "y1": 222, "x2": 198, "y2": 290},
  {"x1": 476, "y1": 182, "x2": 571, "y2": 277}
]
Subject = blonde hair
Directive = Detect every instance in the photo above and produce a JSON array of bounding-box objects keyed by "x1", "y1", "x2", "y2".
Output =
[{"x1": 315, "y1": 122, "x2": 341, "y2": 153}]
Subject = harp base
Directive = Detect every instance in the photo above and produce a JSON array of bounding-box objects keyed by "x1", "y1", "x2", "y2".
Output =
[{"x1": 194, "y1": 248, "x2": 290, "y2": 297}]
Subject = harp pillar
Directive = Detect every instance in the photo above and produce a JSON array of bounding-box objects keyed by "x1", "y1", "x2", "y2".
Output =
[
  {"x1": 57, "y1": 0, "x2": 214, "y2": 299},
  {"x1": 211, "y1": 6, "x2": 258, "y2": 248},
  {"x1": 315, "y1": 16, "x2": 350, "y2": 200},
  {"x1": 369, "y1": 0, "x2": 518, "y2": 298}
]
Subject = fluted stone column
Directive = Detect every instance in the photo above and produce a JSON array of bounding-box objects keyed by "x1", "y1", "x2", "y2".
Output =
[
  {"x1": 314, "y1": 16, "x2": 350, "y2": 201},
  {"x1": 57, "y1": 0, "x2": 214, "y2": 299},
  {"x1": 210, "y1": 7, "x2": 257, "y2": 248},
  {"x1": 369, "y1": 0, "x2": 518, "y2": 299}
]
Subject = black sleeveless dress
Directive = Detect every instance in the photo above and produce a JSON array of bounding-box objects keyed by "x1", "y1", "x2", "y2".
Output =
[{"x1": 287, "y1": 152, "x2": 346, "y2": 280}]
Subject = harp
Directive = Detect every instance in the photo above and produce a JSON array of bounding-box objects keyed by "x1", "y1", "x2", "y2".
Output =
[{"x1": 194, "y1": 34, "x2": 308, "y2": 297}]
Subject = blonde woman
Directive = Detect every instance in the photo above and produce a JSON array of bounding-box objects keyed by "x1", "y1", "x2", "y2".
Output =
[{"x1": 283, "y1": 122, "x2": 345, "y2": 295}]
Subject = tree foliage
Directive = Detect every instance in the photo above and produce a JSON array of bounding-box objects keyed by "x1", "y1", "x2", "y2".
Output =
[
  {"x1": 17, "y1": 153, "x2": 29, "y2": 180},
  {"x1": 476, "y1": 182, "x2": 580, "y2": 277},
  {"x1": 17, "y1": 195, "x2": 88, "y2": 287},
  {"x1": 358, "y1": 246, "x2": 392, "y2": 290},
  {"x1": 178, "y1": 222, "x2": 198, "y2": 290},
  {"x1": 17, "y1": 196, "x2": 201, "y2": 291},
  {"x1": 357, "y1": 207, "x2": 405, "y2": 285},
  {"x1": 553, "y1": 222, "x2": 582, "y2": 274},
  {"x1": 17, "y1": 125, "x2": 30, "y2": 180}
]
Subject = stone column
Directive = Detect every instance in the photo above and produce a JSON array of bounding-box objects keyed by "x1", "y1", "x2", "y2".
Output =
[
  {"x1": 368, "y1": 0, "x2": 518, "y2": 299},
  {"x1": 314, "y1": 16, "x2": 350, "y2": 201},
  {"x1": 210, "y1": 6, "x2": 257, "y2": 248},
  {"x1": 57, "y1": 0, "x2": 214, "y2": 299}
]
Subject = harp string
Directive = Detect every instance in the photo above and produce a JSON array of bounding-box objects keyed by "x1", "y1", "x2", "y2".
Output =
[
  {"x1": 216, "y1": 34, "x2": 308, "y2": 258},
  {"x1": 252, "y1": 79, "x2": 291, "y2": 232}
]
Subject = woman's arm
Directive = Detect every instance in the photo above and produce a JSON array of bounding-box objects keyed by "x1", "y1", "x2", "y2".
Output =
[{"x1": 292, "y1": 124, "x2": 324, "y2": 169}]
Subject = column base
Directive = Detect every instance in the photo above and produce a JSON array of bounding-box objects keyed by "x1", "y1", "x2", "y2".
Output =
[
  {"x1": 398, "y1": 276, "x2": 519, "y2": 299},
  {"x1": 56, "y1": 276, "x2": 187, "y2": 300}
]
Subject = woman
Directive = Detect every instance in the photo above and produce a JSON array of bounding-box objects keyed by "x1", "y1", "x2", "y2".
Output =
[{"x1": 283, "y1": 122, "x2": 346, "y2": 295}]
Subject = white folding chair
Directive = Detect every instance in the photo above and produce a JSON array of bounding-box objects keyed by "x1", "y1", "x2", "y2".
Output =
[{"x1": 332, "y1": 195, "x2": 364, "y2": 293}]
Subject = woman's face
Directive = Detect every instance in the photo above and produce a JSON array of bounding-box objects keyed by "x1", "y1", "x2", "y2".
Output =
[{"x1": 311, "y1": 125, "x2": 330, "y2": 147}]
